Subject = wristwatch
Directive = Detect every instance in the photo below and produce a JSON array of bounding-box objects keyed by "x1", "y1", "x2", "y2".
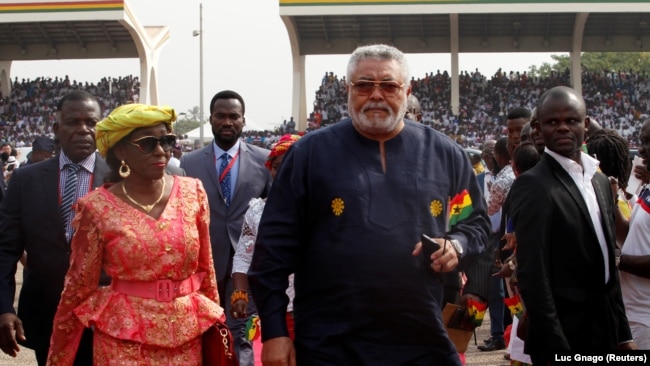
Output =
[{"x1": 448, "y1": 239, "x2": 463, "y2": 258}]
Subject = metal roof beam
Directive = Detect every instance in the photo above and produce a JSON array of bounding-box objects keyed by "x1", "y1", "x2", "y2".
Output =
[
  {"x1": 66, "y1": 22, "x2": 86, "y2": 48},
  {"x1": 419, "y1": 15, "x2": 426, "y2": 44},
  {"x1": 605, "y1": 14, "x2": 616, "y2": 45},
  {"x1": 637, "y1": 16, "x2": 647, "y2": 48},
  {"x1": 100, "y1": 21, "x2": 116, "y2": 46},
  {"x1": 483, "y1": 14, "x2": 489, "y2": 42},
  {"x1": 37, "y1": 23, "x2": 54, "y2": 47},
  {"x1": 3, "y1": 24, "x2": 24, "y2": 48},
  {"x1": 544, "y1": 14, "x2": 552, "y2": 41},
  {"x1": 320, "y1": 16, "x2": 330, "y2": 43},
  {"x1": 351, "y1": 16, "x2": 361, "y2": 43}
]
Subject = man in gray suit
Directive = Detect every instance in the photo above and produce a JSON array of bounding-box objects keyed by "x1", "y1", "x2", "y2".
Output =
[
  {"x1": 0, "y1": 90, "x2": 109, "y2": 365},
  {"x1": 181, "y1": 89, "x2": 271, "y2": 366}
]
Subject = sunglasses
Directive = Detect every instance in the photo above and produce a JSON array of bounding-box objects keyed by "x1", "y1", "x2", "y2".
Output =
[
  {"x1": 130, "y1": 134, "x2": 177, "y2": 154},
  {"x1": 349, "y1": 80, "x2": 405, "y2": 95}
]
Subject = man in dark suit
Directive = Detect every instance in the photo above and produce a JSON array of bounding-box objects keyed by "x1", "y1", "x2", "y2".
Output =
[
  {"x1": 509, "y1": 86, "x2": 635, "y2": 364},
  {"x1": 0, "y1": 91, "x2": 109, "y2": 365},
  {"x1": 180, "y1": 89, "x2": 271, "y2": 366}
]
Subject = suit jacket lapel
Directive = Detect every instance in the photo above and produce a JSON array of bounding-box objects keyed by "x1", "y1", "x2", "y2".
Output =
[
  {"x1": 203, "y1": 143, "x2": 225, "y2": 201},
  {"x1": 544, "y1": 155, "x2": 598, "y2": 235},
  {"x1": 233, "y1": 143, "x2": 250, "y2": 203},
  {"x1": 42, "y1": 158, "x2": 67, "y2": 243}
]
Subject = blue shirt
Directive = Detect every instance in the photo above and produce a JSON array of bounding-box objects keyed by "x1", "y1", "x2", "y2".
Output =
[{"x1": 212, "y1": 140, "x2": 241, "y2": 199}]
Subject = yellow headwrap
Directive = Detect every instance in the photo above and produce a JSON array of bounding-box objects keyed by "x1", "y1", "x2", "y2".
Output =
[{"x1": 96, "y1": 103, "x2": 177, "y2": 157}]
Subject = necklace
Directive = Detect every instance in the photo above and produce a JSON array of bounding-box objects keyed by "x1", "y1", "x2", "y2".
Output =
[{"x1": 122, "y1": 177, "x2": 166, "y2": 213}]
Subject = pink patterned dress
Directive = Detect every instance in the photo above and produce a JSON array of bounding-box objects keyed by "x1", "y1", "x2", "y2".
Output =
[{"x1": 47, "y1": 176, "x2": 223, "y2": 365}]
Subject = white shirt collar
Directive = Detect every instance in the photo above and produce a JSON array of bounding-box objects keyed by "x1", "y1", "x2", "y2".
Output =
[{"x1": 545, "y1": 148, "x2": 600, "y2": 180}]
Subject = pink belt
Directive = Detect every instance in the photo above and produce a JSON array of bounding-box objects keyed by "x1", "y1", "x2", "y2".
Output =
[{"x1": 111, "y1": 272, "x2": 206, "y2": 302}]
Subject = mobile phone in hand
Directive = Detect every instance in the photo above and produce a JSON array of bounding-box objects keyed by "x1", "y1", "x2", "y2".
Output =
[
  {"x1": 421, "y1": 234, "x2": 441, "y2": 259},
  {"x1": 421, "y1": 234, "x2": 442, "y2": 279}
]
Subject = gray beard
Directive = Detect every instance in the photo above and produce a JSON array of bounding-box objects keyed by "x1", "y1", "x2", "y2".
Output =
[{"x1": 351, "y1": 102, "x2": 406, "y2": 135}]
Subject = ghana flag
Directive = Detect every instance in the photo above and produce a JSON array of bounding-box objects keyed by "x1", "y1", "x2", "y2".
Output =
[
  {"x1": 504, "y1": 294, "x2": 525, "y2": 318},
  {"x1": 466, "y1": 298, "x2": 487, "y2": 327},
  {"x1": 448, "y1": 189, "x2": 473, "y2": 229},
  {"x1": 246, "y1": 315, "x2": 261, "y2": 341}
]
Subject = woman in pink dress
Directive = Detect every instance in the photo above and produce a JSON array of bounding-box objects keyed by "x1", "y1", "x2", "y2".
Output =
[{"x1": 47, "y1": 104, "x2": 224, "y2": 365}]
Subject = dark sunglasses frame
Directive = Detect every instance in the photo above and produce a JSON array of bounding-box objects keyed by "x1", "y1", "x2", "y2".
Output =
[
  {"x1": 130, "y1": 134, "x2": 177, "y2": 154},
  {"x1": 349, "y1": 80, "x2": 405, "y2": 95}
]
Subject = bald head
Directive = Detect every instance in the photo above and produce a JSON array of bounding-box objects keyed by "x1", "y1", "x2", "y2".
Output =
[{"x1": 536, "y1": 86, "x2": 589, "y2": 162}]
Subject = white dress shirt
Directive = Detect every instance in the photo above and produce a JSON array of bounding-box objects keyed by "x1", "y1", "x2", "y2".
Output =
[{"x1": 546, "y1": 149, "x2": 610, "y2": 284}]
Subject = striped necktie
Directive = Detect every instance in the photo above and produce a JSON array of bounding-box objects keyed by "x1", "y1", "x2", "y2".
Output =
[{"x1": 61, "y1": 164, "x2": 81, "y2": 241}]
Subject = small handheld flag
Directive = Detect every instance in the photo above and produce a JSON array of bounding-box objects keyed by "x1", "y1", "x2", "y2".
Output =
[
  {"x1": 448, "y1": 189, "x2": 473, "y2": 230},
  {"x1": 246, "y1": 315, "x2": 261, "y2": 341},
  {"x1": 504, "y1": 294, "x2": 525, "y2": 318},
  {"x1": 466, "y1": 298, "x2": 488, "y2": 327}
]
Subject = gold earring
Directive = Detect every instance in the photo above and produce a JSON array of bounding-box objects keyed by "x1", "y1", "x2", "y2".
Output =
[{"x1": 119, "y1": 160, "x2": 131, "y2": 178}]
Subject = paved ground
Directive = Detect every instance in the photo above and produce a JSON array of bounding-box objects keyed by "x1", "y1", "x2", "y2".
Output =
[{"x1": 1, "y1": 264, "x2": 509, "y2": 365}]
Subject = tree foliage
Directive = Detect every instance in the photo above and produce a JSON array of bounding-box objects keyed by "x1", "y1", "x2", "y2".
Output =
[
  {"x1": 529, "y1": 52, "x2": 650, "y2": 78},
  {"x1": 174, "y1": 107, "x2": 202, "y2": 136}
]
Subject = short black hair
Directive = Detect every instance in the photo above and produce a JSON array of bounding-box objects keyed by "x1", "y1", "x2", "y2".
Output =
[
  {"x1": 209, "y1": 90, "x2": 245, "y2": 115},
  {"x1": 56, "y1": 90, "x2": 99, "y2": 111},
  {"x1": 513, "y1": 142, "x2": 541, "y2": 174},
  {"x1": 494, "y1": 136, "x2": 510, "y2": 160},
  {"x1": 507, "y1": 107, "x2": 532, "y2": 121}
]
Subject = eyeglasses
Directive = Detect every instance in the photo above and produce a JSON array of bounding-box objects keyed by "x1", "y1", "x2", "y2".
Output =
[
  {"x1": 130, "y1": 134, "x2": 177, "y2": 154},
  {"x1": 349, "y1": 80, "x2": 405, "y2": 95}
]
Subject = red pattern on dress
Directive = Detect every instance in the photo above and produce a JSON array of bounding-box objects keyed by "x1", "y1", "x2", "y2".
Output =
[{"x1": 47, "y1": 176, "x2": 223, "y2": 365}]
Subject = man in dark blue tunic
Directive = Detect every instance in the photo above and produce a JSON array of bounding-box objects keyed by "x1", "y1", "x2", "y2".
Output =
[{"x1": 250, "y1": 44, "x2": 490, "y2": 366}]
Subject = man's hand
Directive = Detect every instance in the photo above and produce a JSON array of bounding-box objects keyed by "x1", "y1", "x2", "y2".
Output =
[
  {"x1": 262, "y1": 336, "x2": 295, "y2": 366},
  {"x1": 493, "y1": 261, "x2": 515, "y2": 278},
  {"x1": 634, "y1": 164, "x2": 650, "y2": 185},
  {"x1": 230, "y1": 299, "x2": 248, "y2": 319},
  {"x1": 501, "y1": 232, "x2": 517, "y2": 251},
  {"x1": 618, "y1": 341, "x2": 637, "y2": 350},
  {"x1": 0, "y1": 313, "x2": 25, "y2": 357},
  {"x1": 412, "y1": 239, "x2": 459, "y2": 273}
]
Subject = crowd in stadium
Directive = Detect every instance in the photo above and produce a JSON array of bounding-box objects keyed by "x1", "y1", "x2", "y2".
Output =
[
  {"x1": 0, "y1": 75, "x2": 140, "y2": 148},
  {"x1": 1, "y1": 68, "x2": 649, "y2": 150},
  {"x1": 309, "y1": 68, "x2": 650, "y2": 147}
]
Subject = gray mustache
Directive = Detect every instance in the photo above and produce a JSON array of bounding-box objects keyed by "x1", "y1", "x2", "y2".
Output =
[{"x1": 362, "y1": 103, "x2": 391, "y2": 113}]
